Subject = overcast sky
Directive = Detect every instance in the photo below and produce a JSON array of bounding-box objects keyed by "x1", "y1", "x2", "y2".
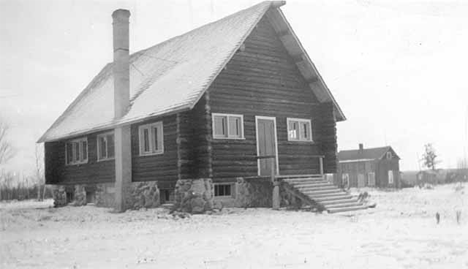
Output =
[{"x1": 1, "y1": 0, "x2": 467, "y2": 176}]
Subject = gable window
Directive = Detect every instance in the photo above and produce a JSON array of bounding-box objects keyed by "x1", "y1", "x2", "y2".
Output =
[
  {"x1": 97, "y1": 132, "x2": 115, "y2": 161},
  {"x1": 212, "y1": 113, "x2": 244, "y2": 139},
  {"x1": 287, "y1": 118, "x2": 313, "y2": 142},
  {"x1": 65, "y1": 138, "x2": 88, "y2": 165},
  {"x1": 139, "y1": 122, "x2": 164, "y2": 156},
  {"x1": 386, "y1": 152, "x2": 392, "y2": 160}
]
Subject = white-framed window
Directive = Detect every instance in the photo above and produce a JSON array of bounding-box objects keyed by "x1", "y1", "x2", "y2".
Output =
[
  {"x1": 287, "y1": 118, "x2": 313, "y2": 142},
  {"x1": 97, "y1": 132, "x2": 115, "y2": 161},
  {"x1": 139, "y1": 121, "x2": 164, "y2": 156},
  {"x1": 214, "y1": 183, "x2": 235, "y2": 198},
  {"x1": 388, "y1": 170, "x2": 394, "y2": 184},
  {"x1": 386, "y1": 152, "x2": 392, "y2": 160},
  {"x1": 65, "y1": 137, "x2": 88, "y2": 165},
  {"x1": 212, "y1": 113, "x2": 244, "y2": 139}
]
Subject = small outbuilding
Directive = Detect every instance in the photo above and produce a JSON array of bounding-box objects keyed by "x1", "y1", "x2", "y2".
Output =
[{"x1": 336, "y1": 144, "x2": 401, "y2": 188}]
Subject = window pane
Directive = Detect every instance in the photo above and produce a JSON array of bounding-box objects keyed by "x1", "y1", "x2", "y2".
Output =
[
  {"x1": 74, "y1": 142, "x2": 80, "y2": 162},
  {"x1": 99, "y1": 136, "x2": 107, "y2": 159},
  {"x1": 143, "y1": 128, "x2": 150, "y2": 152},
  {"x1": 228, "y1": 116, "x2": 241, "y2": 137},
  {"x1": 288, "y1": 121, "x2": 298, "y2": 139},
  {"x1": 66, "y1": 143, "x2": 73, "y2": 164},
  {"x1": 300, "y1": 122, "x2": 309, "y2": 140},
  {"x1": 107, "y1": 134, "x2": 115, "y2": 158},
  {"x1": 152, "y1": 127, "x2": 159, "y2": 152},
  {"x1": 214, "y1": 116, "x2": 227, "y2": 137},
  {"x1": 82, "y1": 141, "x2": 88, "y2": 161}
]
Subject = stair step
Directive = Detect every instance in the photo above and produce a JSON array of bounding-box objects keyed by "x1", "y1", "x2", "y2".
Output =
[
  {"x1": 313, "y1": 194, "x2": 353, "y2": 202},
  {"x1": 306, "y1": 191, "x2": 349, "y2": 198},
  {"x1": 283, "y1": 177, "x2": 327, "y2": 183},
  {"x1": 289, "y1": 181, "x2": 332, "y2": 188},
  {"x1": 328, "y1": 205, "x2": 368, "y2": 214},
  {"x1": 325, "y1": 202, "x2": 364, "y2": 209},
  {"x1": 319, "y1": 197, "x2": 357, "y2": 205},
  {"x1": 302, "y1": 189, "x2": 342, "y2": 196},
  {"x1": 296, "y1": 185, "x2": 337, "y2": 192}
]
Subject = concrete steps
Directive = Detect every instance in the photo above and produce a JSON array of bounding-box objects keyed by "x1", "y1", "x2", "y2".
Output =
[{"x1": 282, "y1": 175, "x2": 367, "y2": 214}]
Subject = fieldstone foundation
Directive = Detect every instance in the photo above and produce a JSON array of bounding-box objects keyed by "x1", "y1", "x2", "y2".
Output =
[
  {"x1": 127, "y1": 181, "x2": 160, "y2": 209},
  {"x1": 95, "y1": 183, "x2": 115, "y2": 207},
  {"x1": 52, "y1": 186, "x2": 68, "y2": 207},
  {"x1": 173, "y1": 178, "x2": 214, "y2": 214},
  {"x1": 235, "y1": 177, "x2": 272, "y2": 208}
]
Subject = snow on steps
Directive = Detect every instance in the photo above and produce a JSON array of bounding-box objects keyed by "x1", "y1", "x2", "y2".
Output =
[{"x1": 280, "y1": 175, "x2": 368, "y2": 214}]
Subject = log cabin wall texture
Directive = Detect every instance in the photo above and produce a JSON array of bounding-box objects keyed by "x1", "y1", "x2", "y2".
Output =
[
  {"x1": 44, "y1": 131, "x2": 115, "y2": 185},
  {"x1": 208, "y1": 16, "x2": 336, "y2": 180}
]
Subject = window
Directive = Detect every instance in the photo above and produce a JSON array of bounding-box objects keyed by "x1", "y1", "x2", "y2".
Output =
[
  {"x1": 214, "y1": 183, "x2": 234, "y2": 198},
  {"x1": 97, "y1": 132, "x2": 115, "y2": 161},
  {"x1": 368, "y1": 172, "x2": 376, "y2": 186},
  {"x1": 386, "y1": 152, "x2": 392, "y2": 160},
  {"x1": 388, "y1": 170, "x2": 394, "y2": 184},
  {"x1": 287, "y1": 118, "x2": 313, "y2": 141},
  {"x1": 139, "y1": 122, "x2": 164, "y2": 156},
  {"x1": 212, "y1": 113, "x2": 244, "y2": 139},
  {"x1": 65, "y1": 138, "x2": 88, "y2": 165}
]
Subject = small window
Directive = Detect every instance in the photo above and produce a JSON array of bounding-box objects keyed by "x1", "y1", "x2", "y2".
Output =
[
  {"x1": 287, "y1": 118, "x2": 313, "y2": 142},
  {"x1": 212, "y1": 113, "x2": 244, "y2": 139},
  {"x1": 214, "y1": 183, "x2": 234, "y2": 198},
  {"x1": 386, "y1": 152, "x2": 392, "y2": 160},
  {"x1": 139, "y1": 122, "x2": 164, "y2": 156},
  {"x1": 97, "y1": 132, "x2": 115, "y2": 161},
  {"x1": 65, "y1": 137, "x2": 88, "y2": 165}
]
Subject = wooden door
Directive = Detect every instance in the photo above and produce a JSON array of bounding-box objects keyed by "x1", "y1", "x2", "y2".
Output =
[{"x1": 256, "y1": 117, "x2": 278, "y2": 176}]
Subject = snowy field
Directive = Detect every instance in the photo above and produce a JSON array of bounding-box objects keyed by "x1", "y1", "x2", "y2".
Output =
[{"x1": 1, "y1": 184, "x2": 467, "y2": 269}]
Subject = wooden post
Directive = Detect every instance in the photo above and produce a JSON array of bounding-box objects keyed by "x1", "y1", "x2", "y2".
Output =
[
  {"x1": 319, "y1": 156, "x2": 324, "y2": 176},
  {"x1": 271, "y1": 157, "x2": 280, "y2": 210}
]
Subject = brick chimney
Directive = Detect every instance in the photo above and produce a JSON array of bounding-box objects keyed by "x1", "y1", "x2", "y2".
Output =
[
  {"x1": 359, "y1": 143, "x2": 364, "y2": 153},
  {"x1": 112, "y1": 9, "x2": 132, "y2": 212}
]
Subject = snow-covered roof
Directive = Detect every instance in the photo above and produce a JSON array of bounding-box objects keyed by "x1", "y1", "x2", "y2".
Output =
[
  {"x1": 38, "y1": 1, "x2": 345, "y2": 143},
  {"x1": 338, "y1": 146, "x2": 400, "y2": 162}
]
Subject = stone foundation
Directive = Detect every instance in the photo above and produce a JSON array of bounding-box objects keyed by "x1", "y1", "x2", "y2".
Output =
[
  {"x1": 235, "y1": 177, "x2": 273, "y2": 208},
  {"x1": 127, "y1": 181, "x2": 160, "y2": 209},
  {"x1": 53, "y1": 181, "x2": 160, "y2": 210},
  {"x1": 95, "y1": 183, "x2": 115, "y2": 207},
  {"x1": 52, "y1": 185, "x2": 68, "y2": 207},
  {"x1": 173, "y1": 178, "x2": 214, "y2": 213}
]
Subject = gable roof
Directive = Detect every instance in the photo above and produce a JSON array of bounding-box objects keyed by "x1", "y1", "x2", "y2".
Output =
[
  {"x1": 338, "y1": 146, "x2": 400, "y2": 162},
  {"x1": 38, "y1": 1, "x2": 345, "y2": 143}
]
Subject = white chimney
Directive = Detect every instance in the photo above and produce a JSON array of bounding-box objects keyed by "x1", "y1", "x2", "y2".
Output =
[
  {"x1": 112, "y1": 9, "x2": 130, "y2": 119},
  {"x1": 112, "y1": 9, "x2": 132, "y2": 212}
]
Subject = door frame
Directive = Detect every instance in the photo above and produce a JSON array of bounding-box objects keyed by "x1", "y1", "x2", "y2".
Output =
[{"x1": 255, "y1": 116, "x2": 280, "y2": 176}]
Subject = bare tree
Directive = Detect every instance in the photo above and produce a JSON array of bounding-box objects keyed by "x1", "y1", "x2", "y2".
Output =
[
  {"x1": 0, "y1": 118, "x2": 15, "y2": 165},
  {"x1": 35, "y1": 144, "x2": 45, "y2": 201},
  {"x1": 422, "y1": 143, "x2": 440, "y2": 171}
]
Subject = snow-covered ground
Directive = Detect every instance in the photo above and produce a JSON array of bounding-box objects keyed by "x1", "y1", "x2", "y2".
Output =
[{"x1": 1, "y1": 184, "x2": 467, "y2": 269}]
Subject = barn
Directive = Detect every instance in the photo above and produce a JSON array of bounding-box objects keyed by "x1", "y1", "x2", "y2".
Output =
[
  {"x1": 337, "y1": 144, "x2": 401, "y2": 188},
  {"x1": 38, "y1": 1, "x2": 368, "y2": 213}
]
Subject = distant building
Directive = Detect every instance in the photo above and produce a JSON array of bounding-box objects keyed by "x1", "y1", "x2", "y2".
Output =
[{"x1": 336, "y1": 144, "x2": 401, "y2": 188}]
